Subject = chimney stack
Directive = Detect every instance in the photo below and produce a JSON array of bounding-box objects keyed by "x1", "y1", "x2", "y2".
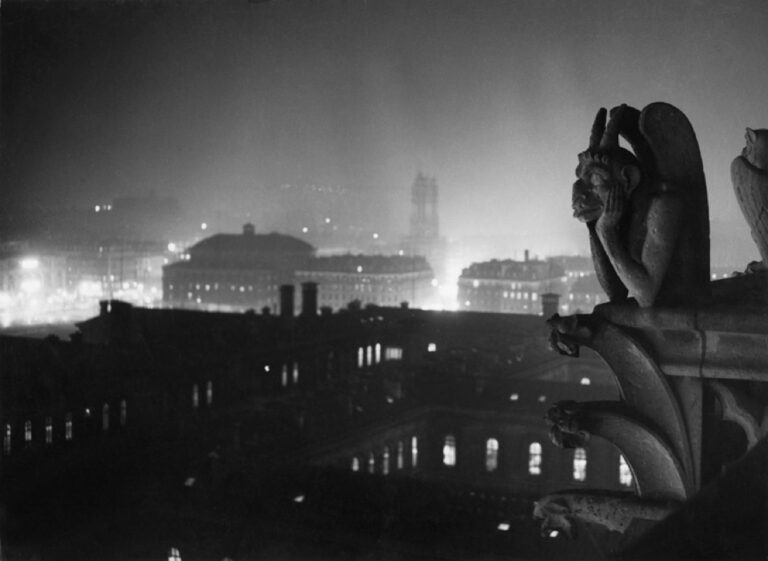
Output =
[
  {"x1": 279, "y1": 284, "x2": 295, "y2": 318},
  {"x1": 301, "y1": 282, "x2": 318, "y2": 317},
  {"x1": 541, "y1": 293, "x2": 560, "y2": 318},
  {"x1": 524, "y1": 249, "x2": 530, "y2": 262}
]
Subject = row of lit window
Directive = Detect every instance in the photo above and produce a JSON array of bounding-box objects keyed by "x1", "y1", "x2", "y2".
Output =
[
  {"x1": 351, "y1": 436, "x2": 419, "y2": 474},
  {"x1": 440, "y1": 436, "x2": 633, "y2": 486},
  {"x1": 3, "y1": 400, "x2": 127, "y2": 455},
  {"x1": 191, "y1": 381, "x2": 214, "y2": 408}
]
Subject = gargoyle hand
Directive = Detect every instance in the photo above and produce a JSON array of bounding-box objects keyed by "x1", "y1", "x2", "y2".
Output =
[{"x1": 596, "y1": 183, "x2": 624, "y2": 233}]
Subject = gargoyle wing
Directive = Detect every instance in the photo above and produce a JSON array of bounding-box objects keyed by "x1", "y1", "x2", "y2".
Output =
[
  {"x1": 638, "y1": 102, "x2": 707, "y2": 197},
  {"x1": 732, "y1": 155, "x2": 768, "y2": 263}
]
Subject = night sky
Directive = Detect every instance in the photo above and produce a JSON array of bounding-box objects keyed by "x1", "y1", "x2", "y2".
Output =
[{"x1": 3, "y1": 0, "x2": 768, "y2": 256}]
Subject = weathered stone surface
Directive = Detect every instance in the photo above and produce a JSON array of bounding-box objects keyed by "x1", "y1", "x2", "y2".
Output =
[
  {"x1": 572, "y1": 103, "x2": 710, "y2": 307},
  {"x1": 732, "y1": 128, "x2": 768, "y2": 265}
]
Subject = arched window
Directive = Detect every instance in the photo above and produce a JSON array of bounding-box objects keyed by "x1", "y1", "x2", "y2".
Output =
[
  {"x1": 573, "y1": 447, "x2": 587, "y2": 481},
  {"x1": 374, "y1": 343, "x2": 381, "y2": 364},
  {"x1": 357, "y1": 347, "x2": 364, "y2": 368},
  {"x1": 206, "y1": 381, "x2": 213, "y2": 406},
  {"x1": 368, "y1": 452, "x2": 375, "y2": 474},
  {"x1": 366, "y1": 345, "x2": 373, "y2": 366},
  {"x1": 442, "y1": 435, "x2": 456, "y2": 467},
  {"x1": 382, "y1": 446, "x2": 390, "y2": 475},
  {"x1": 192, "y1": 384, "x2": 200, "y2": 408},
  {"x1": 411, "y1": 436, "x2": 419, "y2": 468},
  {"x1": 24, "y1": 420, "x2": 32, "y2": 445},
  {"x1": 281, "y1": 365, "x2": 288, "y2": 387},
  {"x1": 619, "y1": 454, "x2": 633, "y2": 487},
  {"x1": 528, "y1": 442, "x2": 542, "y2": 475},
  {"x1": 351, "y1": 457, "x2": 360, "y2": 472},
  {"x1": 65, "y1": 413, "x2": 73, "y2": 440},
  {"x1": 292, "y1": 363, "x2": 299, "y2": 385},
  {"x1": 120, "y1": 400, "x2": 127, "y2": 426},
  {"x1": 45, "y1": 417, "x2": 53, "y2": 444},
  {"x1": 3, "y1": 424, "x2": 11, "y2": 455},
  {"x1": 397, "y1": 441, "x2": 404, "y2": 470},
  {"x1": 168, "y1": 547, "x2": 182, "y2": 561},
  {"x1": 102, "y1": 403, "x2": 110, "y2": 431},
  {"x1": 485, "y1": 438, "x2": 499, "y2": 472}
]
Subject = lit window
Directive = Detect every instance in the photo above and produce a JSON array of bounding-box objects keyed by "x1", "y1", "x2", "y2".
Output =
[
  {"x1": 538, "y1": 395, "x2": 547, "y2": 403},
  {"x1": 619, "y1": 454, "x2": 633, "y2": 487},
  {"x1": 24, "y1": 420, "x2": 32, "y2": 444},
  {"x1": 120, "y1": 400, "x2": 127, "y2": 426},
  {"x1": 528, "y1": 442, "x2": 542, "y2": 475},
  {"x1": 351, "y1": 457, "x2": 360, "y2": 472},
  {"x1": 532, "y1": 293, "x2": 538, "y2": 301},
  {"x1": 102, "y1": 404, "x2": 110, "y2": 431},
  {"x1": 375, "y1": 343, "x2": 381, "y2": 364},
  {"x1": 292, "y1": 363, "x2": 299, "y2": 385},
  {"x1": 385, "y1": 347, "x2": 403, "y2": 360},
  {"x1": 192, "y1": 384, "x2": 200, "y2": 408},
  {"x1": 573, "y1": 447, "x2": 587, "y2": 481},
  {"x1": 397, "y1": 441, "x2": 404, "y2": 469},
  {"x1": 485, "y1": 438, "x2": 499, "y2": 472},
  {"x1": 382, "y1": 446, "x2": 390, "y2": 475},
  {"x1": 4, "y1": 424, "x2": 11, "y2": 455},
  {"x1": 509, "y1": 393, "x2": 519, "y2": 402},
  {"x1": 45, "y1": 417, "x2": 53, "y2": 444},
  {"x1": 368, "y1": 452, "x2": 375, "y2": 474},
  {"x1": 357, "y1": 347, "x2": 364, "y2": 368},
  {"x1": 65, "y1": 413, "x2": 73, "y2": 440},
  {"x1": 281, "y1": 365, "x2": 288, "y2": 387},
  {"x1": 427, "y1": 342, "x2": 437, "y2": 353},
  {"x1": 366, "y1": 345, "x2": 373, "y2": 366},
  {"x1": 580, "y1": 377, "x2": 591, "y2": 386},
  {"x1": 411, "y1": 436, "x2": 419, "y2": 468},
  {"x1": 168, "y1": 547, "x2": 182, "y2": 561},
  {"x1": 263, "y1": 365, "x2": 270, "y2": 373},
  {"x1": 442, "y1": 435, "x2": 456, "y2": 467}
]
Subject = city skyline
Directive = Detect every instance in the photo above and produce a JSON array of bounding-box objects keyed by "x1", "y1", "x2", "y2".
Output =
[{"x1": 3, "y1": 0, "x2": 768, "y2": 259}]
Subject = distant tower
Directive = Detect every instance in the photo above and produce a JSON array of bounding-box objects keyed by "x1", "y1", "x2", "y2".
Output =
[{"x1": 410, "y1": 173, "x2": 439, "y2": 240}]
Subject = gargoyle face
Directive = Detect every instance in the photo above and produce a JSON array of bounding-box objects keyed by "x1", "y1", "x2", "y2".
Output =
[{"x1": 572, "y1": 158, "x2": 612, "y2": 223}]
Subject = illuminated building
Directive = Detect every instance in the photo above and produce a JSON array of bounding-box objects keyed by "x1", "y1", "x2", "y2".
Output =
[
  {"x1": 564, "y1": 273, "x2": 605, "y2": 314},
  {"x1": 295, "y1": 254, "x2": 436, "y2": 310},
  {"x1": 457, "y1": 252, "x2": 567, "y2": 314},
  {"x1": 401, "y1": 173, "x2": 448, "y2": 287},
  {"x1": 162, "y1": 223, "x2": 315, "y2": 311}
]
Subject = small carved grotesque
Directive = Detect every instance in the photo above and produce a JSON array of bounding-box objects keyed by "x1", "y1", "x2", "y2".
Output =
[
  {"x1": 572, "y1": 103, "x2": 710, "y2": 307},
  {"x1": 546, "y1": 400, "x2": 590, "y2": 449},
  {"x1": 533, "y1": 492, "x2": 678, "y2": 539},
  {"x1": 731, "y1": 127, "x2": 768, "y2": 266}
]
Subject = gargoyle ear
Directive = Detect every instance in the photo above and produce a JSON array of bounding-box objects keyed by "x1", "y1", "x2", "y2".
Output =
[
  {"x1": 746, "y1": 128, "x2": 757, "y2": 143},
  {"x1": 621, "y1": 164, "x2": 641, "y2": 196}
]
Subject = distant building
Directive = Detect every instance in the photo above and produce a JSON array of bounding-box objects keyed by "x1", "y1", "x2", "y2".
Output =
[
  {"x1": 296, "y1": 254, "x2": 436, "y2": 310},
  {"x1": 457, "y1": 251, "x2": 567, "y2": 314},
  {"x1": 162, "y1": 223, "x2": 315, "y2": 311},
  {"x1": 401, "y1": 173, "x2": 448, "y2": 286},
  {"x1": 548, "y1": 255, "x2": 594, "y2": 286}
]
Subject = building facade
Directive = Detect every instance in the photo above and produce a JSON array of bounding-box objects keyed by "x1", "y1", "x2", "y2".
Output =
[
  {"x1": 295, "y1": 254, "x2": 436, "y2": 310},
  {"x1": 457, "y1": 253, "x2": 567, "y2": 314}
]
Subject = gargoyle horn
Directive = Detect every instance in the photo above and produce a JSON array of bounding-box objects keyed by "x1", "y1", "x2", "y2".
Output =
[
  {"x1": 598, "y1": 104, "x2": 627, "y2": 152},
  {"x1": 589, "y1": 107, "x2": 607, "y2": 151}
]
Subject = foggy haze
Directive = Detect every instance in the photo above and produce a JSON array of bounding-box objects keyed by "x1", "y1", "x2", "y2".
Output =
[{"x1": 3, "y1": 0, "x2": 768, "y2": 261}]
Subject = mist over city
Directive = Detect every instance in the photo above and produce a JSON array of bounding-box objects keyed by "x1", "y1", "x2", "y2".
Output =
[{"x1": 3, "y1": 1, "x2": 768, "y2": 559}]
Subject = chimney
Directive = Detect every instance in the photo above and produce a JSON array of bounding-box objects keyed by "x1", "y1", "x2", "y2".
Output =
[
  {"x1": 541, "y1": 293, "x2": 560, "y2": 318},
  {"x1": 524, "y1": 249, "x2": 530, "y2": 263},
  {"x1": 279, "y1": 284, "x2": 295, "y2": 318},
  {"x1": 243, "y1": 223, "x2": 255, "y2": 236},
  {"x1": 301, "y1": 282, "x2": 318, "y2": 317}
]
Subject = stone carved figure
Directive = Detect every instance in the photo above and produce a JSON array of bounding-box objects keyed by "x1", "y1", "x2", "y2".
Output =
[
  {"x1": 572, "y1": 103, "x2": 710, "y2": 307},
  {"x1": 545, "y1": 400, "x2": 590, "y2": 449},
  {"x1": 731, "y1": 128, "x2": 768, "y2": 266},
  {"x1": 533, "y1": 491, "x2": 678, "y2": 539}
]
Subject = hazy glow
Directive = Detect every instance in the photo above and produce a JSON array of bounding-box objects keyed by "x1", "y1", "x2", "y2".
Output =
[{"x1": 20, "y1": 257, "x2": 40, "y2": 270}]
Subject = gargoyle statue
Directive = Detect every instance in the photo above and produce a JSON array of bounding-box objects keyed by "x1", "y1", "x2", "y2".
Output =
[
  {"x1": 572, "y1": 103, "x2": 710, "y2": 307},
  {"x1": 533, "y1": 491, "x2": 678, "y2": 539},
  {"x1": 731, "y1": 127, "x2": 768, "y2": 267},
  {"x1": 545, "y1": 400, "x2": 590, "y2": 449}
]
